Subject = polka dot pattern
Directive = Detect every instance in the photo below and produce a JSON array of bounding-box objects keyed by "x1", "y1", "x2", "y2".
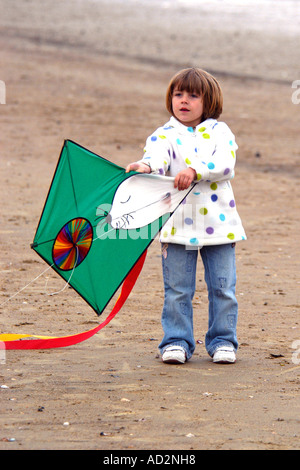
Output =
[
  {"x1": 143, "y1": 116, "x2": 246, "y2": 246},
  {"x1": 199, "y1": 207, "x2": 208, "y2": 215}
]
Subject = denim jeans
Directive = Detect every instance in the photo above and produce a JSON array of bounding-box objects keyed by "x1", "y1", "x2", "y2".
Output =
[{"x1": 159, "y1": 243, "x2": 238, "y2": 359}]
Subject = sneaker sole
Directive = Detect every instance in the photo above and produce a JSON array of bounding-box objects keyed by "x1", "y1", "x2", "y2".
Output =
[
  {"x1": 162, "y1": 357, "x2": 186, "y2": 364},
  {"x1": 213, "y1": 358, "x2": 236, "y2": 364},
  {"x1": 162, "y1": 349, "x2": 186, "y2": 364}
]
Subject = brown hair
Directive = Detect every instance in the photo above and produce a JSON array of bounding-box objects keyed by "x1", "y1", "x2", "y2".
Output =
[{"x1": 166, "y1": 68, "x2": 223, "y2": 121}]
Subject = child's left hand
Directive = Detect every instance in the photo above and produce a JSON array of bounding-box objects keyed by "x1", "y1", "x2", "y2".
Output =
[{"x1": 174, "y1": 168, "x2": 197, "y2": 190}]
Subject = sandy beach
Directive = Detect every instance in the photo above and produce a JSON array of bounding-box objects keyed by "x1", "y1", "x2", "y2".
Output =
[{"x1": 0, "y1": 0, "x2": 300, "y2": 450}]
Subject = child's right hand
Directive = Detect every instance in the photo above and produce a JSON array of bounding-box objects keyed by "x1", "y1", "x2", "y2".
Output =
[
  {"x1": 174, "y1": 167, "x2": 197, "y2": 190},
  {"x1": 125, "y1": 162, "x2": 151, "y2": 173}
]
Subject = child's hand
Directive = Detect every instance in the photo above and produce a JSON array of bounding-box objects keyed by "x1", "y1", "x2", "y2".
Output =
[
  {"x1": 125, "y1": 162, "x2": 151, "y2": 173},
  {"x1": 174, "y1": 168, "x2": 197, "y2": 190}
]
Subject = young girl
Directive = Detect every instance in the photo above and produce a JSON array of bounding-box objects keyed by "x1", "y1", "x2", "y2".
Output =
[{"x1": 126, "y1": 68, "x2": 246, "y2": 364}]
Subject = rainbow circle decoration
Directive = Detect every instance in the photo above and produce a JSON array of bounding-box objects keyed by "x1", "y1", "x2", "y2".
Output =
[{"x1": 52, "y1": 218, "x2": 93, "y2": 271}]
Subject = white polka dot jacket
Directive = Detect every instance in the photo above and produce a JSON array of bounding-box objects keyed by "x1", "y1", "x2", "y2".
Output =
[{"x1": 140, "y1": 116, "x2": 247, "y2": 247}]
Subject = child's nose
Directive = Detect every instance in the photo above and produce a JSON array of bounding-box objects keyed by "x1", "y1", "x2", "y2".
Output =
[{"x1": 181, "y1": 94, "x2": 188, "y2": 103}]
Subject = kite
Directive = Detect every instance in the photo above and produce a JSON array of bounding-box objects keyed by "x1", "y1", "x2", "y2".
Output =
[{"x1": 1, "y1": 140, "x2": 195, "y2": 349}]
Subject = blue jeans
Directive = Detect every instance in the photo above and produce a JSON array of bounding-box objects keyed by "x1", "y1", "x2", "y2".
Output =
[{"x1": 159, "y1": 243, "x2": 238, "y2": 359}]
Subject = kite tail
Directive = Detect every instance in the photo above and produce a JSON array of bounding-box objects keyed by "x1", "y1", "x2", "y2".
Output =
[{"x1": 0, "y1": 250, "x2": 147, "y2": 350}]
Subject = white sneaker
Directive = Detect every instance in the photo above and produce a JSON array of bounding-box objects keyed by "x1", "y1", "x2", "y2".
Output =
[
  {"x1": 162, "y1": 346, "x2": 186, "y2": 364},
  {"x1": 213, "y1": 346, "x2": 236, "y2": 364}
]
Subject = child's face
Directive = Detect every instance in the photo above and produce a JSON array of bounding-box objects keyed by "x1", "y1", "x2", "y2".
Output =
[{"x1": 172, "y1": 88, "x2": 204, "y2": 128}]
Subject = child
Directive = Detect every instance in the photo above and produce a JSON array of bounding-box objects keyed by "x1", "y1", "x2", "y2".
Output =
[{"x1": 126, "y1": 68, "x2": 246, "y2": 364}]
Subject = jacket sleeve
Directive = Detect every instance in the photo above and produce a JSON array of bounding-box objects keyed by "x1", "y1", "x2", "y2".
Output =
[
  {"x1": 138, "y1": 130, "x2": 171, "y2": 175},
  {"x1": 188, "y1": 123, "x2": 238, "y2": 183}
]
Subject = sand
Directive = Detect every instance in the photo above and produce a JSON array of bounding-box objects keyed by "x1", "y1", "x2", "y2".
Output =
[{"x1": 0, "y1": 0, "x2": 299, "y2": 450}]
